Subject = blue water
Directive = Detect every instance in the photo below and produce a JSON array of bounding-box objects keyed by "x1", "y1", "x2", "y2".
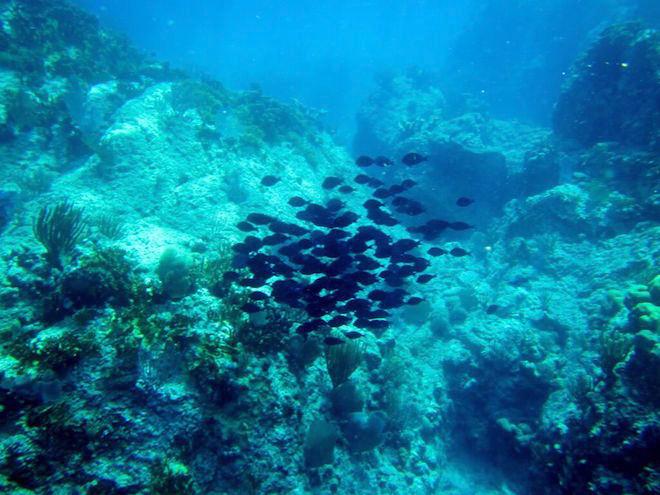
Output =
[{"x1": 73, "y1": 0, "x2": 657, "y2": 137}]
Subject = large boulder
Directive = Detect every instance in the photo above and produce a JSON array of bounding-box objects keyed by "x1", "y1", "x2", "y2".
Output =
[{"x1": 553, "y1": 23, "x2": 660, "y2": 150}]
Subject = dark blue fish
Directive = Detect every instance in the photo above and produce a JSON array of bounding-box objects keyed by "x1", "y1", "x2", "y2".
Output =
[
  {"x1": 367, "y1": 209, "x2": 398, "y2": 227},
  {"x1": 297, "y1": 238, "x2": 315, "y2": 250},
  {"x1": 327, "y1": 315, "x2": 352, "y2": 327},
  {"x1": 406, "y1": 297, "x2": 424, "y2": 305},
  {"x1": 416, "y1": 274, "x2": 435, "y2": 284},
  {"x1": 270, "y1": 221, "x2": 309, "y2": 236},
  {"x1": 324, "y1": 336, "x2": 346, "y2": 346},
  {"x1": 326, "y1": 198, "x2": 344, "y2": 211},
  {"x1": 391, "y1": 196, "x2": 425, "y2": 216},
  {"x1": 242, "y1": 235, "x2": 262, "y2": 252},
  {"x1": 354, "y1": 318, "x2": 389, "y2": 330},
  {"x1": 300, "y1": 257, "x2": 327, "y2": 275},
  {"x1": 486, "y1": 304, "x2": 500, "y2": 314},
  {"x1": 261, "y1": 175, "x2": 280, "y2": 186},
  {"x1": 449, "y1": 222, "x2": 473, "y2": 231},
  {"x1": 391, "y1": 238, "x2": 420, "y2": 254},
  {"x1": 357, "y1": 225, "x2": 390, "y2": 243},
  {"x1": 356, "y1": 156, "x2": 374, "y2": 167},
  {"x1": 401, "y1": 179, "x2": 417, "y2": 189},
  {"x1": 427, "y1": 247, "x2": 446, "y2": 257},
  {"x1": 408, "y1": 219, "x2": 449, "y2": 240},
  {"x1": 345, "y1": 298, "x2": 371, "y2": 312},
  {"x1": 324, "y1": 255, "x2": 353, "y2": 276},
  {"x1": 236, "y1": 221, "x2": 257, "y2": 232},
  {"x1": 232, "y1": 242, "x2": 251, "y2": 254},
  {"x1": 354, "y1": 255, "x2": 381, "y2": 271},
  {"x1": 272, "y1": 262, "x2": 295, "y2": 278},
  {"x1": 450, "y1": 247, "x2": 470, "y2": 257},
  {"x1": 366, "y1": 177, "x2": 384, "y2": 188},
  {"x1": 388, "y1": 184, "x2": 406, "y2": 195},
  {"x1": 239, "y1": 278, "x2": 267, "y2": 288},
  {"x1": 344, "y1": 270, "x2": 379, "y2": 286},
  {"x1": 271, "y1": 279, "x2": 305, "y2": 305},
  {"x1": 411, "y1": 257, "x2": 430, "y2": 272},
  {"x1": 344, "y1": 330, "x2": 364, "y2": 339},
  {"x1": 402, "y1": 152, "x2": 428, "y2": 165},
  {"x1": 322, "y1": 176, "x2": 343, "y2": 189},
  {"x1": 456, "y1": 197, "x2": 474, "y2": 207},
  {"x1": 262, "y1": 233, "x2": 290, "y2": 246},
  {"x1": 288, "y1": 196, "x2": 307, "y2": 207},
  {"x1": 246, "y1": 212, "x2": 275, "y2": 225},
  {"x1": 249, "y1": 291, "x2": 269, "y2": 301},
  {"x1": 296, "y1": 319, "x2": 325, "y2": 334},
  {"x1": 364, "y1": 309, "x2": 390, "y2": 319},
  {"x1": 296, "y1": 204, "x2": 336, "y2": 228},
  {"x1": 338, "y1": 185, "x2": 355, "y2": 194},
  {"x1": 383, "y1": 275, "x2": 405, "y2": 287},
  {"x1": 241, "y1": 302, "x2": 262, "y2": 313},
  {"x1": 355, "y1": 174, "x2": 371, "y2": 184},
  {"x1": 373, "y1": 187, "x2": 394, "y2": 199},
  {"x1": 363, "y1": 199, "x2": 383, "y2": 210},
  {"x1": 278, "y1": 242, "x2": 303, "y2": 258},
  {"x1": 333, "y1": 211, "x2": 359, "y2": 228},
  {"x1": 374, "y1": 156, "x2": 394, "y2": 167},
  {"x1": 326, "y1": 229, "x2": 352, "y2": 240}
]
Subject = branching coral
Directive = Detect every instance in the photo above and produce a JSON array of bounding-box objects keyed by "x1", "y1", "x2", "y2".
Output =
[{"x1": 33, "y1": 200, "x2": 87, "y2": 268}]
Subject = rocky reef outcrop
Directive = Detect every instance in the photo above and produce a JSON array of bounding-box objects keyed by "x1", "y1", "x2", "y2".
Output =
[
  {"x1": 553, "y1": 23, "x2": 660, "y2": 150},
  {"x1": 354, "y1": 71, "x2": 555, "y2": 218}
]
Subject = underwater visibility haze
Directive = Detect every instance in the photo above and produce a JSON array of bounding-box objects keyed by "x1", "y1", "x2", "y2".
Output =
[{"x1": 0, "y1": 0, "x2": 658, "y2": 494}]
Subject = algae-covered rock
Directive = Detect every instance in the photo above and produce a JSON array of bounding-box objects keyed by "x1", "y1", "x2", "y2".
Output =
[
  {"x1": 623, "y1": 329, "x2": 660, "y2": 406},
  {"x1": 340, "y1": 411, "x2": 388, "y2": 452},
  {"x1": 631, "y1": 302, "x2": 660, "y2": 332},
  {"x1": 157, "y1": 247, "x2": 194, "y2": 300},
  {"x1": 303, "y1": 418, "x2": 338, "y2": 468},
  {"x1": 648, "y1": 274, "x2": 660, "y2": 304}
]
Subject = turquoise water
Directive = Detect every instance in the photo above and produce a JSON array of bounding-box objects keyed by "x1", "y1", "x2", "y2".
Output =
[{"x1": 0, "y1": 1, "x2": 658, "y2": 494}]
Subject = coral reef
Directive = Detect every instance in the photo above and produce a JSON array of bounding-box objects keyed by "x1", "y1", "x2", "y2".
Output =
[{"x1": 0, "y1": 2, "x2": 658, "y2": 495}]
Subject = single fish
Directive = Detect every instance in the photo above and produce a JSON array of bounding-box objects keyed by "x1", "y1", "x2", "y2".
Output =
[
  {"x1": 261, "y1": 175, "x2": 280, "y2": 186},
  {"x1": 241, "y1": 302, "x2": 262, "y2": 313},
  {"x1": 236, "y1": 221, "x2": 257, "y2": 232},
  {"x1": 456, "y1": 197, "x2": 474, "y2": 207},
  {"x1": 249, "y1": 291, "x2": 269, "y2": 301},
  {"x1": 288, "y1": 196, "x2": 307, "y2": 207},
  {"x1": 416, "y1": 274, "x2": 436, "y2": 284},
  {"x1": 324, "y1": 336, "x2": 346, "y2": 346},
  {"x1": 355, "y1": 155, "x2": 374, "y2": 167},
  {"x1": 450, "y1": 247, "x2": 470, "y2": 257},
  {"x1": 427, "y1": 247, "x2": 446, "y2": 257},
  {"x1": 322, "y1": 176, "x2": 343, "y2": 189},
  {"x1": 402, "y1": 152, "x2": 428, "y2": 166},
  {"x1": 486, "y1": 304, "x2": 500, "y2": 314},
  {"x1": 327, "y1": 315, "x2": 352, "y2": 327},
  {"x1": 344, "y1": 330, "x2": 364, "y2": 339}
]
